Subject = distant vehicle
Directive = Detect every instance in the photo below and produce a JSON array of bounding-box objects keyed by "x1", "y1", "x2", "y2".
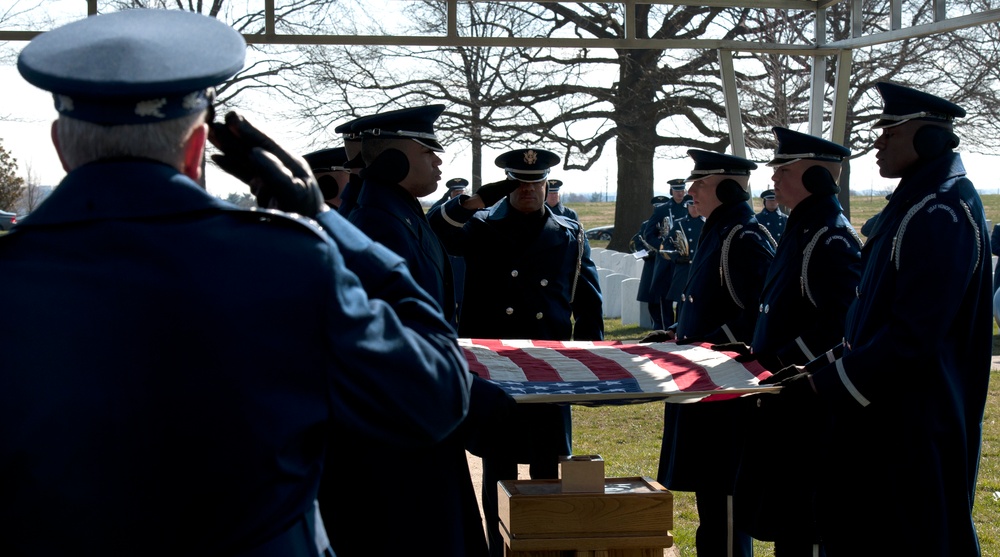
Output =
[
  {"x1": 0, "y1": 211, "x2": 17, "y2": 231},
  {"x1": 586, "y1": 225, "x2": 613, "y2": 241}
]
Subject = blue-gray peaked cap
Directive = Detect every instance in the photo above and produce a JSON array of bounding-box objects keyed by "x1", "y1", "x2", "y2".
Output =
[
  {"x1": 495, "y1": 148, "x2": 560, "y2": 182},
  {"x1": 766, "y1": 126, "x2": 851, "y2": 167},
  {"x1": 18, "y1": 9, "x2": 246, "y2": 126},
  {"x1": 684, "y1": 149, "x2": 757, "y2": 182},
  {"x1": 349, "y1": 105, "x2": 446, "y2": 153},
  {"x1": 872, "y1": 82, "x2": 965, "y2": 130}
]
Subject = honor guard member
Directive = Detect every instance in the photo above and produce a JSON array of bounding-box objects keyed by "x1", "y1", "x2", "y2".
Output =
[
  {"x1": 303, "y1": 146, "x2": 351, "y2": 209},
  {"x1": 661, "y1": 195, "x2": 704, "y2": 324},
  {"x1": 642, "y1": 179, "x2": 689, "y2": 328},
  {"x1": 334, "y1": 116, "x2": 365, "y2": 216},
  {"x1": 764, "y1": 83, "x2": 992, "y2": 557},
  {"x1": 430, "y1": 148, "x2": 604, "y2": 557},
  {"x1": 992, "y1": 223, "x2": 1000, "y2": 293},
  {"x1": 5, "y1": 9, "x2": 473, "y2": 556},
  {"x1": 729, "y1": 127, "x2": 861, "y2": 557},
  {"x1": 431, "y1": 177, "x2": 470, "y2": 212},
  {"x1": 431, "y1": 177, "x2": 471, "y2": 319},
  {"x1": 545, "y1": 179, "x2": 579, "y2": 220},
  {"x1": 634, "y1": 195, "x2": 670, "y2": 329},
  {"x1": 756, "y1": 189, "x2": 787, "y2": 243},
  {"x1": 644, "y1": 150, "x2": 775, "y2": 557},
  {"x1": 326, "y1": 105, "x2": 514, "y2": 557},
  {"x1": 347, "y1": 104, "x2": 456, "y2": 323}
]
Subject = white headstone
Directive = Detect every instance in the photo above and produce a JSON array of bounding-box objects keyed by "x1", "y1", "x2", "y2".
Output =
[{"x1": 621, "y1": 278, "x2": 641, "y2": 325}]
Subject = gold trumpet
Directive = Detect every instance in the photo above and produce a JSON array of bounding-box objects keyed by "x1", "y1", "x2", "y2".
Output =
[{"x1": 671, "y1": 227, "x2": 690, "y2": 258}]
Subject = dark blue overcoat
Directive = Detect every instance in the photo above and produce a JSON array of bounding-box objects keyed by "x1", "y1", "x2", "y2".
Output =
[
  {"x1": 0, "y1": 161, "x2": 471, "y2": 556},
  {"x1": 338, "y1": 177, "x2": 500, "y2": 556},
  {"x1": 644, "y1": 200, "x2": 688, "y2": 299},
  {"x1": 811, "y1": 152, "x2": 992, "y2": 556},
  {"x1": 737, "y1": 193, "x2": 861, "y2": 543},
  {"x1": 659, "y1": 201, "x2": 774, "y2": 494},
  {"x1": 663, "y1": 215, "x2": 705, "y2": 303},
  {"x1": 756, "y1": 207, "x2": 787, "y2": 244}
]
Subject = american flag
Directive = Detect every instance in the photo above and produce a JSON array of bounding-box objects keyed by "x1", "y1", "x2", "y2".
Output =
[{"x1": 461, "y1": 338, "x2": 776, "y2": 405}]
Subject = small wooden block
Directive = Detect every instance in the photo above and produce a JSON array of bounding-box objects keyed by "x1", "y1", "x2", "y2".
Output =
[{"x1": 559, "y1": 455, "x2": 605, "y2": 493}]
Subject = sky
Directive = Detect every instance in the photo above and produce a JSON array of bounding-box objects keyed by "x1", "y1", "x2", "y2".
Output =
[{"x1": 3, "y1": 9, "x2": 1000, "y2": 203}]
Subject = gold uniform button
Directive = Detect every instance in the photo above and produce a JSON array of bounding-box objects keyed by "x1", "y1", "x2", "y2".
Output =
[
  {"x1": 536, "y1": 312, "x2": 544, "y2": 320},
  {"x1": 505, "y1": 307, "x2": 514, "y2": 315}
]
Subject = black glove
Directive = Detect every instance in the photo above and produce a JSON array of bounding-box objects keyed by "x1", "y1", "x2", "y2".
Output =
[
  {"x1": 754, "y1": 352, "x2": 784, "y2": 372},
  {"x1": 476, "y1": 179, "x2": 519, "y2": 207},
  {"x1": 772, "y1": 370, "x2": 817, "y2": 399},
  {"x1": 759, "y1": 364, "x2": 804, "y2": 385},
  {"x1": 711, "y1": 342, "x2": 751, "y2": 356},
  {"x1": 209, "y1": 111, "x2": 326, "y2": 218},
  {"x1": 639, "y1": 329, "x2": 675, "y2": 343}
]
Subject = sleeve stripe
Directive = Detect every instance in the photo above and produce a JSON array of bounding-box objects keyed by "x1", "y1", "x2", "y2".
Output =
[
  {"x1": 836, "y1": 358, "x2": 870, "y2": 407},
  {"x1": 441, "y1": 205, "x2": 466, "y2": 228},
  {"x1": 795, "y1": 336, "x2": 816, "y2": 361}
]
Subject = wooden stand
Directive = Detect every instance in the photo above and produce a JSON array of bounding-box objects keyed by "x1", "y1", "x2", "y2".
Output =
[{"x1": 498, "y1": 476, "x2": 673, "y2": 557}]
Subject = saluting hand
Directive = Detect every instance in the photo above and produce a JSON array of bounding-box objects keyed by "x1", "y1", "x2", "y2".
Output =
[{"x1": 209, "y1": 111, "x2": 327, "y2": 218}]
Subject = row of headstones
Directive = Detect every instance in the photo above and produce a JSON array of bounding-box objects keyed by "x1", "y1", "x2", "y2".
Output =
[
  {"x1": 595, "y1": 246, "x2": 1000, "y2": 331},
  {"x1": 590, "y1": 247, "x2": 656, "y2": 329}
]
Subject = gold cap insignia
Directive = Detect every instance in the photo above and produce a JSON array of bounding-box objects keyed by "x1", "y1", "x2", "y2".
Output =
[{"x1": 524, "y1": 150, "x2": 538, "y2": 165}]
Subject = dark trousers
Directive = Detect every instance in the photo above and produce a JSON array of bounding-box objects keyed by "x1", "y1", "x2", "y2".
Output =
[
  {"x1": 695, "y1": 490, "x2": 752, "y2": 557},
  {"x1": 648, "y1": 301, "x2": 664, "y2": 330},
  {"x1": 659, "y1": 297, "x2": 676, "y2": 330},
  {"x1": 482, "y1": 457, "x2": 559, "y2": 557},
  {"x1": 775, "y1": 538, "x2": 826, "y2": 557}
]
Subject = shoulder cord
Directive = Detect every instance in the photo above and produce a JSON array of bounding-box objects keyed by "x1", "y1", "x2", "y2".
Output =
[
  {"x1": 570, "y1": 225, "x2": 584, "y2": 304},
  {"x1": 800, "y1": 226, "x2": 830, "y2": 308},
  {"x1": 720, "y1": 225, "x2": 745, "y2": 309}
]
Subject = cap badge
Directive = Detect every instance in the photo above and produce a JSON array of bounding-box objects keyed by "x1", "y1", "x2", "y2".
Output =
[
  {"x1": 135, "y1": 98, "x2": 168, "y2": 118},
  {"x1": 524, "y1": 150, "x2": 538, "y2": 165}
]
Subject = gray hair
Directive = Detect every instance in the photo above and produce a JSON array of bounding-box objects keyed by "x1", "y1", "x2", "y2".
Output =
[{"x1": 56, "y1": 111, "x2": 206, "y2": 170}]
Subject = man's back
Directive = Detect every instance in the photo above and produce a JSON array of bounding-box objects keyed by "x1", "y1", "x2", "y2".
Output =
[{"x1": 0, "y1": 161, "x2": 469, "y2": 556}]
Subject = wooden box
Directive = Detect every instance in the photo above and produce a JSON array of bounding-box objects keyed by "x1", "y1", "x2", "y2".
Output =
[
  {"x1": 559, "y1": 455, "x2": 605, "y2": 493},
  {"x1": 498, "y1": 476, "x2": 673, "y2": 541}
]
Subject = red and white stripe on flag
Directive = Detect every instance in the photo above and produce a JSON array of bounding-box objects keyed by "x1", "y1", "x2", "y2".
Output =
[{"x1": 460, "y1": 339, "x2": 775, "y2": 405}]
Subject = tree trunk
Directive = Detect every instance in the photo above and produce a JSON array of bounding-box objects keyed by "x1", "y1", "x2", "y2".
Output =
[{"x1": 607, "y1": 46, "x2": 658, "y2": 253}]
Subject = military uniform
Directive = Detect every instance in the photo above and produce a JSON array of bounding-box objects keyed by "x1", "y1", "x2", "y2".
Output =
[
  {"x1": 756, "y1": 189, "x2": 787, "y2": 243},
  {"x1": 644, "y1": 181, "x2": 690, "y2": 328},
  {"x1": 660, "y1": 150, "x2": 773, "y2": 557},
  {"x1": 332, "y1": 107, "x2": 505, "y2": 557},
  {"x1": 662, "y1": 200, "x2": 704, "y2": 320},
  {"x1": 545, "y1": 180, "x2": 579, "y2": 221},
  {"x1": 430, "y1": 148, "x2": 603, "y2": 557},
  {"x1": 3, "y1": 12, "x2": 472, "y2": 555},
  {"x1": 737, "y1": 128, "x2": 860, "y2": 554},
  {"x1": 806, "y1": 84, "x2": 992, "y2": 556},
  {"x1": 634, "y1": 195, "x2": 668, "y2": 327}
]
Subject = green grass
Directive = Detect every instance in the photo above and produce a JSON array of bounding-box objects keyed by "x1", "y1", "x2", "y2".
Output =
[
  {"x1": 566, "y1": 195, "x2": 1000, "y2": 555},
  {"x1": 577, "y1": 320, "x2": 1000, "y2": 556}
]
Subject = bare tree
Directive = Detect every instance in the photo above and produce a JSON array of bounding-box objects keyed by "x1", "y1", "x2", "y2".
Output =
[
  {"x1": 0, "y1": 140, "x2": 25, "y2": 211},
  {"x1": 17, "y1": 161, "x2": 45, "y2": 213},
  {"x1": 296, "y1": 2, "x2": 759, "y2": 251}
]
